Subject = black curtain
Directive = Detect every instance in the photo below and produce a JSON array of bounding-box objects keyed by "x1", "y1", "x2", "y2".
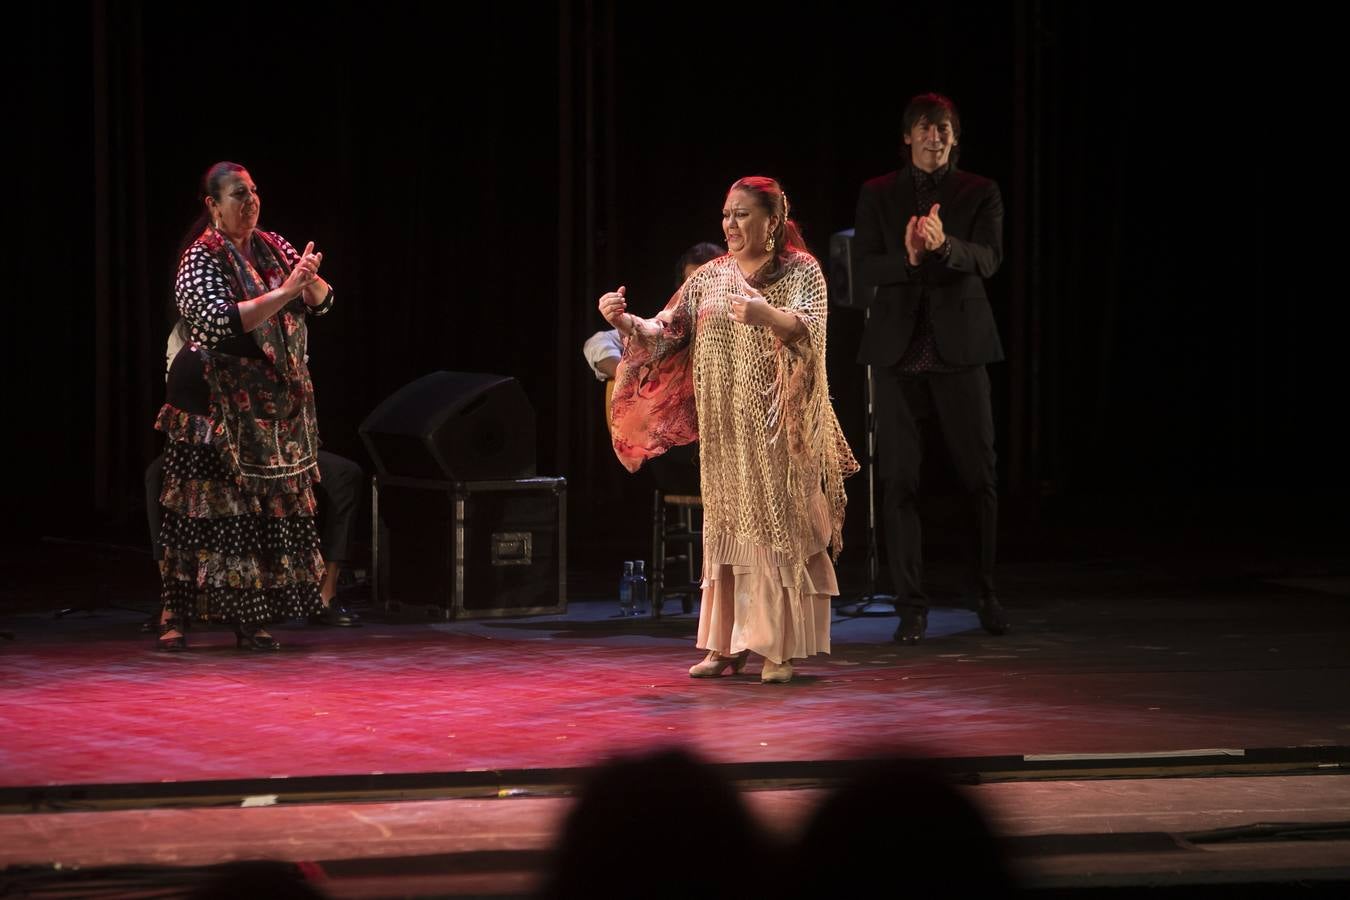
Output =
[
  {"x1": 8, "y1": 1, "x2": 1337, "y2": 567},
  {"x1": 92, "y1": 0, "x2": 155, "y2": 521}
]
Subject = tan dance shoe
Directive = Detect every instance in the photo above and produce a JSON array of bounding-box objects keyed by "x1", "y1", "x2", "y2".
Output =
[
  {"x1": 689, "y1": 649, "x2": 750, "y2": 678},
  {"x1": 760, "y1": 658, "x2": 794, "y2": 684}
]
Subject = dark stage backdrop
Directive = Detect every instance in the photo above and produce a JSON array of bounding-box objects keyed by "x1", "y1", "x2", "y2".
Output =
[{"x1": 8, "y1": 2, "x2": 1337, "y2": 576}]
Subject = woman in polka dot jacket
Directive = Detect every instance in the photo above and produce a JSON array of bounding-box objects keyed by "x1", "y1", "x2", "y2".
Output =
[{"x1": 153, "y1": 161, "x2": 336, "y2": 652}]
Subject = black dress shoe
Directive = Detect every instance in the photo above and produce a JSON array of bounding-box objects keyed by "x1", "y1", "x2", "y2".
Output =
[
  {"x1": 309, "y1": 602, "x2": 359, "y2": 627},
  {"x1": 892, "y1": 607, "x2": 928, "y2": 644},
  {"x1": 977, "y1": 596, "x2": 1009, "y2": 635}
]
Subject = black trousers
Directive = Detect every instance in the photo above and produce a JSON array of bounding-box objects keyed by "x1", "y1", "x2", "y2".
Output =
[
  {"x1": 872, "y1": 364, "x2": 997, "y2": 608},
  {"x1": 145, "y1": 449, "x2": 364, "y2": 565}
]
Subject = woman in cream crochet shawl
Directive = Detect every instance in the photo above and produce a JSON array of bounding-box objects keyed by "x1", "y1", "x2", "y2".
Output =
[{"x1": 599, "y1": 176, "x2": 857, "y2": 684}]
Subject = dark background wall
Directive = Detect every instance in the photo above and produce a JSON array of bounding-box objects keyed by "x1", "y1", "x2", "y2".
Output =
[{"x1": 6, "y1": 1, "x2": 1338, "y2": 592}]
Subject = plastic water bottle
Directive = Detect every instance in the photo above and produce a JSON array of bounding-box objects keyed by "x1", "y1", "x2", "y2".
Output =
[
  {"x1": 618, "y1": 561, "x2": 635, "y2": 617},
  {"x1": 630, "y1": 560, "x2": 648, "y2": 616}
]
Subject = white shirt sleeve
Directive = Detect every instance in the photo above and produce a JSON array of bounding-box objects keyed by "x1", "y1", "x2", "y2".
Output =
[{"x1": 582, "y1": 329, "x2": 623, "y2": 381}]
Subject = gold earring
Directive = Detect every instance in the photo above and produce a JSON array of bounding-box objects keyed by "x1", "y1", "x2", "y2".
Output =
[{"x1": 765, "y1": 234, "x2": 775, "y2": 253}]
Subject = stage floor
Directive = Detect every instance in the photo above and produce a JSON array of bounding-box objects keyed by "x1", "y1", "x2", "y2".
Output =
[{"x1": 2, "y1": 553, "x2": 1349, "y2": 895}]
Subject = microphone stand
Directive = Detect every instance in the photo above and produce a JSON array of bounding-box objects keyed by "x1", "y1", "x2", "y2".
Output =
[
  {"x1": 827, "y1": 227, "x2": 895, "y2": 617},
  {"x1": 835, "y1": 305, "x2": 895, "y2": 617}
]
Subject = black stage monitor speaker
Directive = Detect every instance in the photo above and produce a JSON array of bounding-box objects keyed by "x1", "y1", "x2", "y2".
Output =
[
  {"x1": 373, "y1": 477, "x2": 566, "y2": 620},
  {"x1": 359, "y1": 371, "x2": 536, "y2": 482},
  {"x1": 828, "y1": 228, "x2": 875, "y2": 309}
]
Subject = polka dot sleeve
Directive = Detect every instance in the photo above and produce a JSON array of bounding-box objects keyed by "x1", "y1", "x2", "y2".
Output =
[
  {"x1": 267, "y1": 232, "x2": 334, "y2": 316},
  {"x1": 174, "y1": 243, "x2": 243, "y2": 349},
  {"x1": 269, "y1": 232, "x2": 299, "y2": 265}
]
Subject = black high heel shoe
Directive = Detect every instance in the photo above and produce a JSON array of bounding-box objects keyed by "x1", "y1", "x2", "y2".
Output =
[
  {"x1": 157, "y1": 615, "x2": 188, "y2": 652},
  {"x1": 234, "y1": 624, "x2": 281, "y2": 652}
]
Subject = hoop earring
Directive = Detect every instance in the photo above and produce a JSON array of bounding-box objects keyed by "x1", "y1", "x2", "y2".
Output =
[{"x1": 765, "y1": 234, "x2": 775, "y2": 253}]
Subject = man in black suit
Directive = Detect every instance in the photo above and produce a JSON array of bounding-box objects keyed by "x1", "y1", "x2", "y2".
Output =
[{"x1": 853, "y1": 92, "x2": 1009, "y2": 644}]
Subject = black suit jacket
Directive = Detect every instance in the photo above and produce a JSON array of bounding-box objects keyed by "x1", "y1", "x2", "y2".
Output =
[{"x1": 853, "y1": 166, "x2": 1005, "y2": 367}]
